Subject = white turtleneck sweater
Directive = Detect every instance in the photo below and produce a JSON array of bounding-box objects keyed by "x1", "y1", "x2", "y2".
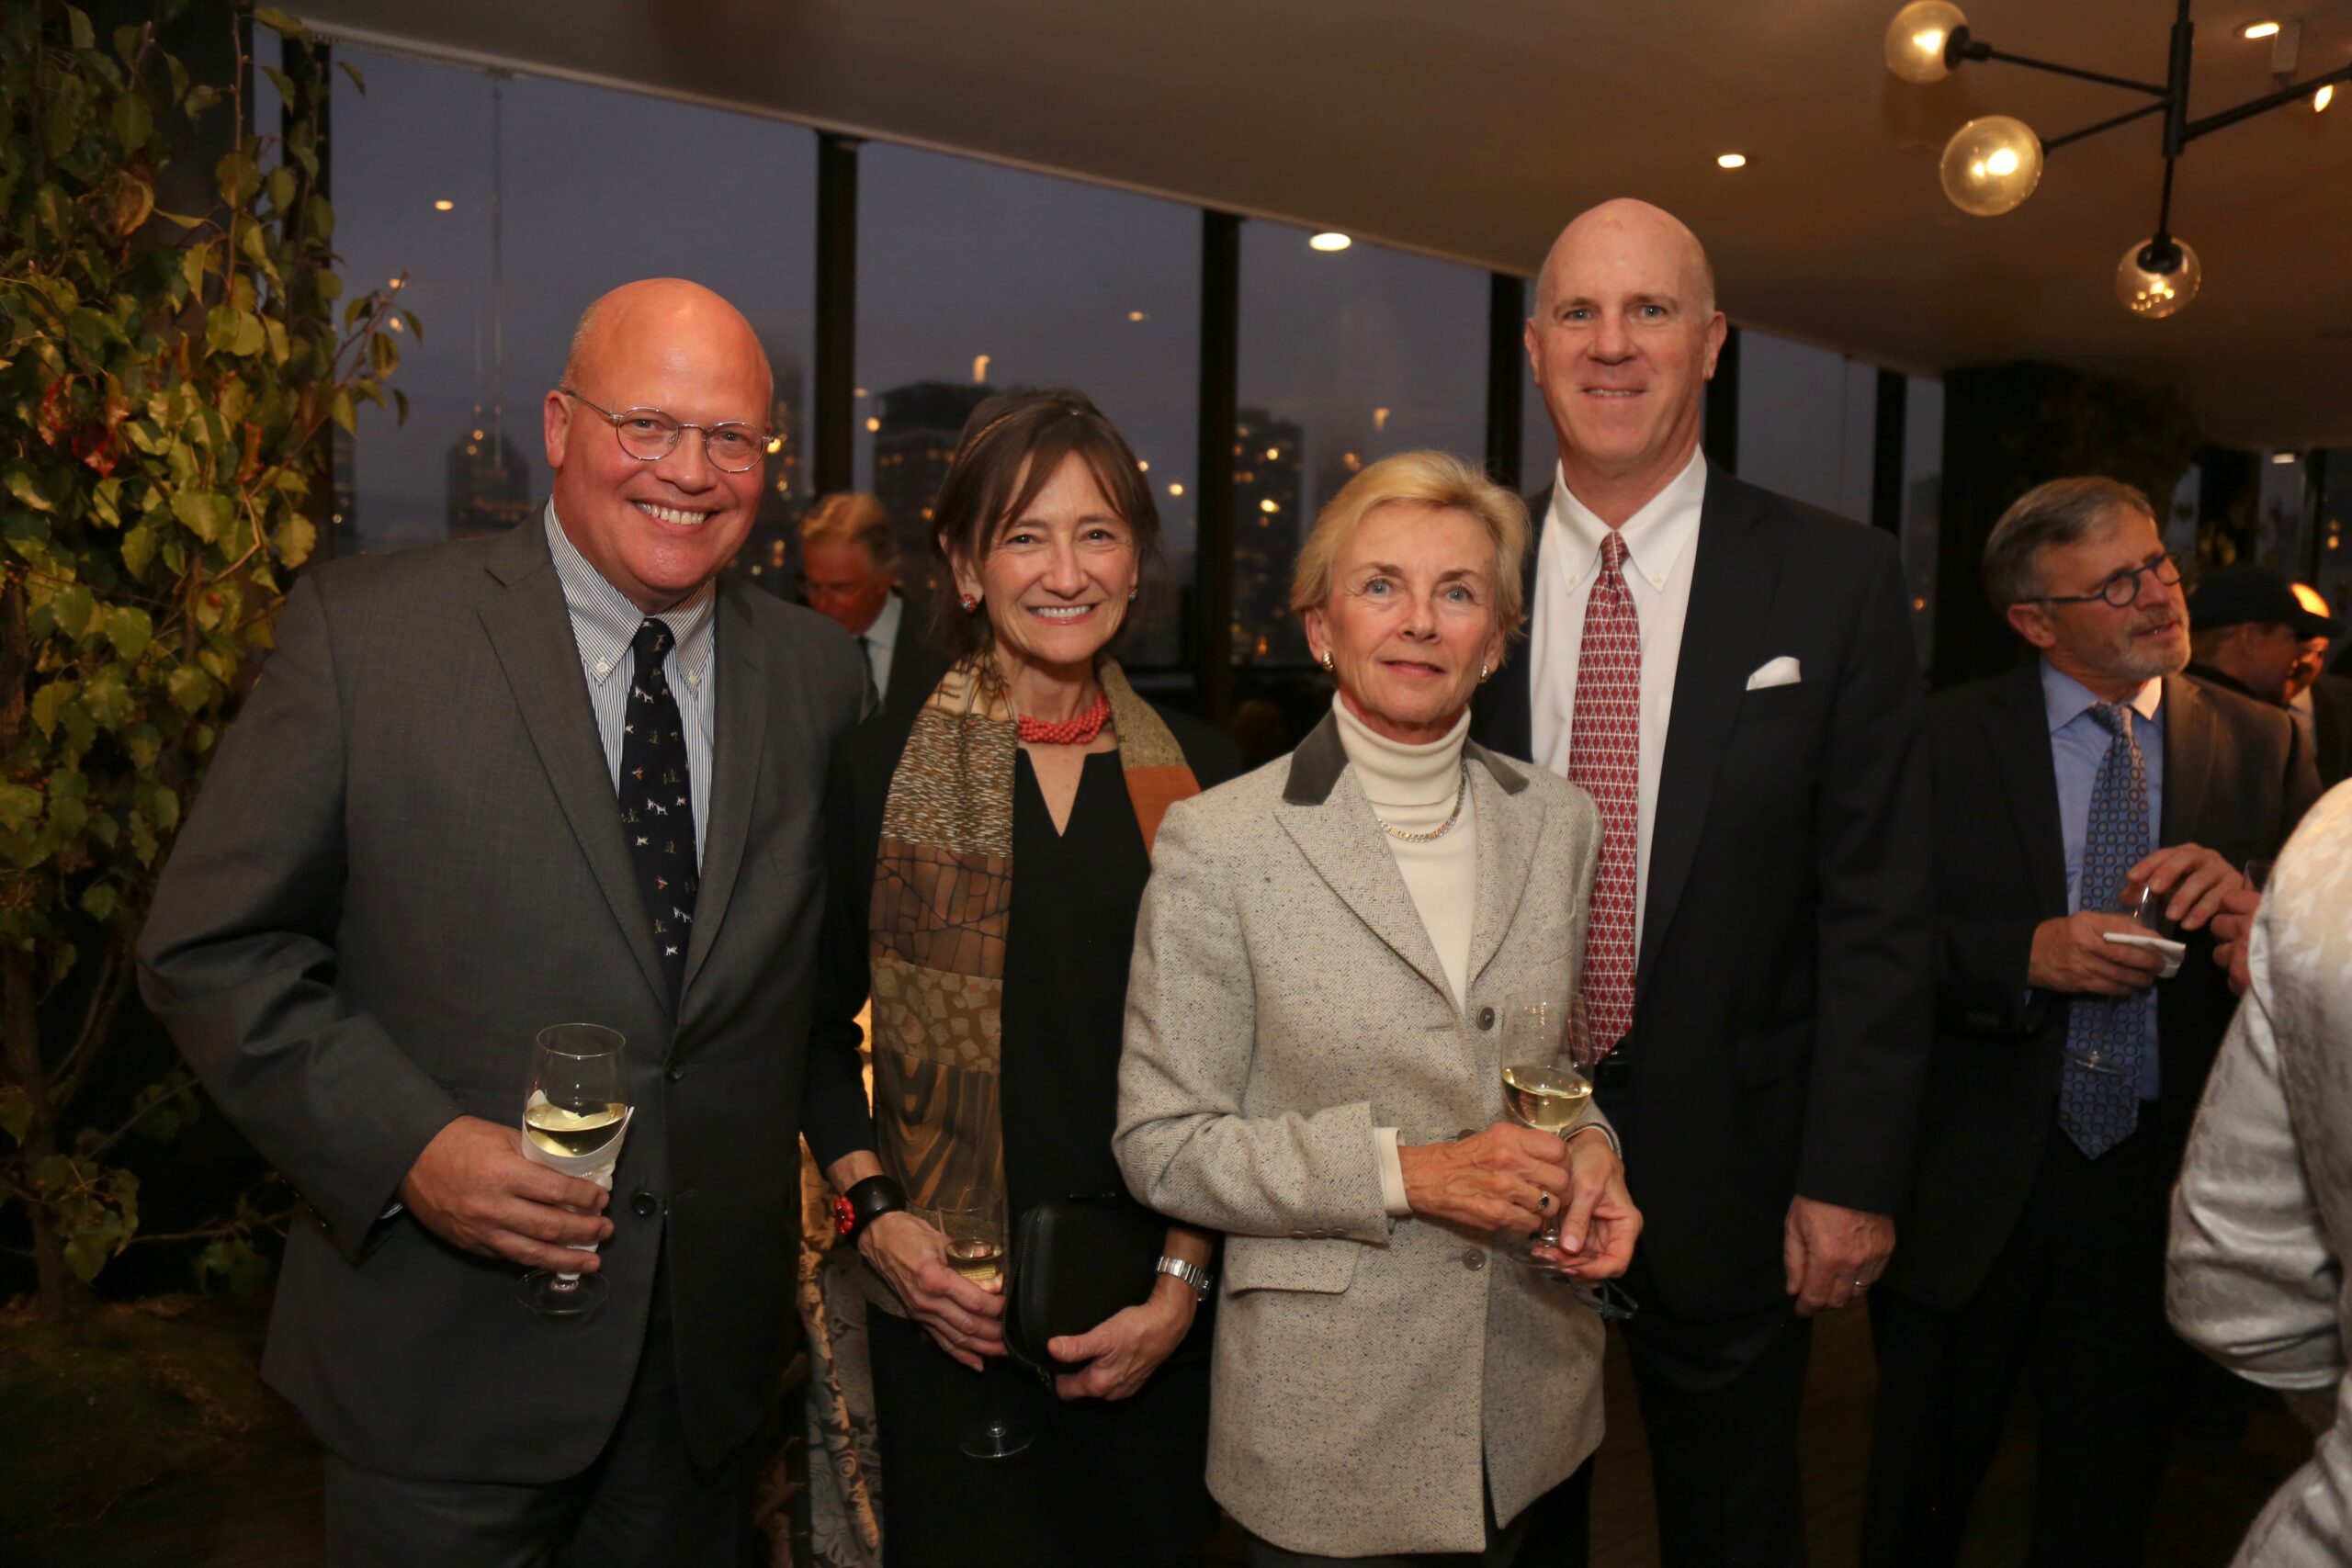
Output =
[{"x1": 1332, "y1": 697, "x2": 1480, "y2": 1216}]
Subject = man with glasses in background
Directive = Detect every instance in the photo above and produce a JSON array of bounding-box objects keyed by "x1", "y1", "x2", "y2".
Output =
[
  {"x1": 141, "y1": 278, "x2": 871, "y2": 1565},
  {"x1": 797, "y1": 491, "x2": 947, "y2": 716},
  {"x1": 1862, "y1": 476, "x2": 2320, "y2": 1566}
]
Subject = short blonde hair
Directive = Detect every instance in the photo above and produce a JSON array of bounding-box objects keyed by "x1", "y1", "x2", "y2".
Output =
[
  {"x1": 1290, "y1": 450, "x2": 1531, "y2": 653},
  {"x1": 798, "y1": 491, "x2": 897, "y2": 574}
]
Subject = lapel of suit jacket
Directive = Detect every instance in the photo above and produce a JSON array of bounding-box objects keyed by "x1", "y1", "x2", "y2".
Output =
[
  {"x1": 2160, "y1": 673, "x2": 2219, "y2": 844},
  {"x1": 1464, "y1": 743, "x2": 1539, "y2": 989},
  {"x1": 1990, "y1": 658, "x2": 2068, "y2": 919},
  {"x1": 1637, "y1": 474, "x2": 1782, "y2": 997},
  {"x1": 679, "y1": 581, "x2": 775, "y2": 1008},
  {"x1": 1277, "y1": 716, "x2": 1453, "y2": 1003},
  {"x1": 476, "y1": 522, "x2": 672, "y2": 1014}
]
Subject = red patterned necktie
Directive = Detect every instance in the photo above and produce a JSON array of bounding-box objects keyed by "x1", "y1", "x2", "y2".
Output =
[{"x1": 1568, "y1": 531, "x2": 1640, "y2": 1053}]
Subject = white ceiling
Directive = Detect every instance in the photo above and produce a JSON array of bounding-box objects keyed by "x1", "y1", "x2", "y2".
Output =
[{"x1": 296, "y1": 0, "x2": 2352, "y2": 449}]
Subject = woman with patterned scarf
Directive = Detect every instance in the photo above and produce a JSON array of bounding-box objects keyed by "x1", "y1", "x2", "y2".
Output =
[{"x1": 803, "y1": 389, "x2": 1239, "y2": 1567}]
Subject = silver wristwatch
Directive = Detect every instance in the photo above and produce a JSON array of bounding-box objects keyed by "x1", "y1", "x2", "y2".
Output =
[{"x1": 1156, "y1": 1255, "x2": 1214, "y2": 1302}]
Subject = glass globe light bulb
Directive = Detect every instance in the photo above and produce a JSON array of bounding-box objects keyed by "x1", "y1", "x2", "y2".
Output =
[
  {"x1": 1939, "y1": 115, "x2": 2043, "y2": 216},
  {"x1": 1886, "y1": 1, "x2": 1968, "y2": 84},
  {"x1": 2115, "y1": 235, "x2": 2202, "y2": 320}
]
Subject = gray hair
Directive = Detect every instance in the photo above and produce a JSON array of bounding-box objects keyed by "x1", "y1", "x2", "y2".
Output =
[
  {"x1": 1982, "y1": 476, "x2": 2157, "y2": 609},
  {"x1": 798, "y1": 492, "x2": 897, "y2": 574}
]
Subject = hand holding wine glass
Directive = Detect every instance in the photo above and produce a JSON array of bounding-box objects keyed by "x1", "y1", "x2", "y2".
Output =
[
  {"x1": 1496, "y1": 993, "x2": 1639, "y2": 1318},
  {"x1": 515, "y1": 1022, "x2": 631, "y2": 1318}
]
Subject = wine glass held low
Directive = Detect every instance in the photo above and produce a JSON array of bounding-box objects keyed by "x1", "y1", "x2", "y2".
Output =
[
  {"x1": 1497, "y1": 995, "x2": 1636, "y2": 1320},
  {"x1": 515, "y1": 1022, "x2": 632, "y2": 1318}
]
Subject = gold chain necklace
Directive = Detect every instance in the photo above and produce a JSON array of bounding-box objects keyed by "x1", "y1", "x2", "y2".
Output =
[{"x1": 1374, "y1": 760, "x2": 1468, "y2": 843}]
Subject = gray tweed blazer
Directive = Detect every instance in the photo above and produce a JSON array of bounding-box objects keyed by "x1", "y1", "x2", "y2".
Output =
[
  {"x1": 2169, "y1": 781, "x2": 2352, "y2": 1566},
  {"x1": 1115, "y1": 713, "x2": 1609, "y2": 1558}
]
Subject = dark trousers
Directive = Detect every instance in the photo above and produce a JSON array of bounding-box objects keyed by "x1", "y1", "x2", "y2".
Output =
[
  {"x1": 1618, "y1": 1262, "x2": 1815, "y2": 1568},
  {"x1": 322, "y1": 1258, "x2": 756, "y2": 1568},
  {"x1": 1245, "y1": 1461, "x2": 1592, "y2": 1567},
  {"x1": 1861, "y1": 1122, "x2": 2181, "y2": 1568}
]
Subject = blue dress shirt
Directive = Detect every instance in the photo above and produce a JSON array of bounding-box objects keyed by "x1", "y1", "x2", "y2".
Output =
[{"x1": 2041, "y1": 660, "x2": 2164, "y2": 1100}]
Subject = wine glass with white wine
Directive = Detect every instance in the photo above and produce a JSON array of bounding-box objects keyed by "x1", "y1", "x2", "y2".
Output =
[
  {"x1": 935, "y1": 1187, "x2": 1035, "y2": 1461},
  {"x1": 1497, "y1": 994, "x2": 1635, "y2": 1319},
  {"x1": 515, "y1": 1022, "x2": 629, "y2": 1319}
]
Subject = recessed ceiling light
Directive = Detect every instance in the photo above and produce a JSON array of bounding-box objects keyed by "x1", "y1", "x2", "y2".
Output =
[
  {"x1": 1126, "y1": 310, "x2": 1148, "y2": 322},
  {"x1": 2271, "y1": 452, "x2": 2298, "y2": 465},
  {"x1": 2242, "y1": 19, "x2": 2280, "y2": 39},
  {"x1": 1308, "y1": 232, "x2": 1351, "y2": 253},
  {"x1": 432, "y1": 198, "x2": 455, "y2": 211},
  {"x1": 2317, "y1": 84, "x2": 2335, "y2": 112},
  {"x1": 1717, "y1": 152, "x2": 1748, "y2": 169},
  {"x1": 1168, "y1": 482, "x2": 1184, "y2": 497}
]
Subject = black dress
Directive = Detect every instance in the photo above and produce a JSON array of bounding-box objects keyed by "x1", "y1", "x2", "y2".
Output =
[{"x1": 807, "y1": 710, "x2": 1240, "y2": 1568}]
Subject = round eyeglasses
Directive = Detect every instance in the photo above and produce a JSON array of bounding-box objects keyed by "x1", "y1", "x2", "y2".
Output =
[
  {"x1": 2037, "y1": 552, "x2": 2181, "y2": 610},
  {"x1": 560, "y1": 389, "x2": 771, "y2": 474}
]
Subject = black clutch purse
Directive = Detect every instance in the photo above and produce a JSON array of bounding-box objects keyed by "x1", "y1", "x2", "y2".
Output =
[{"x1": 1001, "y1": 1195, "x2": 1163, "y2": 1381}]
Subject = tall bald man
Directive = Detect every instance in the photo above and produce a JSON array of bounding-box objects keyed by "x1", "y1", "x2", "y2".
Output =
[
  {"x1": 139, "y1": 280, "x2": 871, "y2": 1563},
  {"x1": 1475, "y1": 201, "x2": 1931, "y2": 1565}
]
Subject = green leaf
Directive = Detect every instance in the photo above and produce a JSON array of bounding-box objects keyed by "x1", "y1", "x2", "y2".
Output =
[
  {"x1": 66, "y1": 6, "x2": 96, "y2": 51},
  {"x1": 80, "y1": 883, "x2": 118, "y2": 920},
  {"x1": 254, "y1": 7, "x2": 307, "y2": 40},
  {"x1": 81, "y1": 669, "x2": 132, "y2": 730},
  {"x1": 274, "y1": 513, "x2": 317, "y2": 569},
  {"x1": 368, "y1": 328, "x2": 399, "y2": 379},
  {"x1": 231, "y1": 310, "x2": 265, "y2": 356},
  {"x1": 169, "y1": 490, "x2": 232, "y2": 541},
  {"x1": 121, "y1": 523, "x2": 155, "y2": 574},
  {"x1": 183, "y1": 84, "x2": 220, "y2": 118},
  {"x1": 338, "y1": 59, "x2": 368, "y2": 94},
  {"x1": 51, "y1": 584, "x2": 98, "y2": 638},
  {"x1": 30, "y1": 681, "x2": 75, "y2": 739},
  {"x1": 204, "y1": 305, "x2": 240, "y2": 356},
  {"x1": 48, "y1": 794, "x2": 90, "y2": 838},
  {"x1": 331, "y1": 389, "x2": 356, "y2": 435},
  {"x1": 102, "y1": 604, "x2": 152, "y2": 660},
  {"x1": 214, "y1": 151, "x2": 260, "y2": 207},
  {"x1": 0, "y1": 784, "x2": 40, "y2": 833},
  {"x1": 166, "y1": 664, "x2": 215, "y2": 714},
  {"x1": 5, "y1": 467, "x2": 54, "y2": 513},
  {"x1": 110, "y1": 89, "x2": 152, "y2": 152},
  {"x1": 149, "y1": 784, "x2": 179, "y2": 834},
  {"x1": 400, "y1": 309, "x2": 423, "y2": 344}
]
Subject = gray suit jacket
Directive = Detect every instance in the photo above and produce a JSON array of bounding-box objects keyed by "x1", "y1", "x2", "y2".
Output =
[
  {"x1": 1115, "y1": 715, "x2": 1609, "y2": 1557},
  {"x1": 2169, "y1": 779, "x2": 2352, "y2": 1566},
  {"x1": 136, "y1": 519, "x2": 868, "y2": 1481}
]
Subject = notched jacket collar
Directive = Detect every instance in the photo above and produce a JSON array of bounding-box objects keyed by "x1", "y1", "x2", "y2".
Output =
[{"x1": 1282, "y1": 710, "x2": 1528, "y2": 806}]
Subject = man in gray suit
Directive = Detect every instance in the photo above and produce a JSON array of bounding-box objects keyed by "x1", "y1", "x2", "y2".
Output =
[{"x1": 138, "y1": 279, "x2": 869, "y2": 1564}]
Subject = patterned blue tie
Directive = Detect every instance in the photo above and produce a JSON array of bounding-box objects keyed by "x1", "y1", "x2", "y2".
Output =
[
  {"x1": 2059, "y1": 701, "x2": 2150, "y2": 1158},
  {"x1": 618, "y1": 619, "x2": 697, "y2": 998}
]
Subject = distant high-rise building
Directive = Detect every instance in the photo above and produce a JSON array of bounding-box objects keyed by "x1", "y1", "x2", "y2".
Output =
[
  {"x1": 328, "y1": 425, "x2": 358, "y2": 556},
  {"x1": 875, "y1": 380, "x2": 992, "y2": 600},
  {"x1": 1231, "y1": 408, "x2": 1305, "y2": 664},
  {"x1": 446, "y1": 409, "x2": 535, "y2": 540},
  {"x1": 730, "y1": 353, "x2": 808, "y2": 598}
]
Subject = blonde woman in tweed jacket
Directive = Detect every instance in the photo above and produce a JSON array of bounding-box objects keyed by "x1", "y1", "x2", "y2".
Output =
[
  {"x1": 1115, "y1": 452, "x2": 1641, "y2": 1564},
  {"x1": 2169, "y1": 780, "x2": 2352, "y2": 1567}
]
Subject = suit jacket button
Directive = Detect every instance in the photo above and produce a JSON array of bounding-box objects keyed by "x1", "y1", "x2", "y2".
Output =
[
  {"x1": 1477, "y1": 1006, "x2": 1496, "y2": 1031},
  {"x1": 665, "y1": 1062, "x2": 686, "y2": 1082},
  {"x1": 1464, "y1": 1249, "x2": 1487, "y2": 1270},
  {"x1": 1289, "y1": 1230, "x2": 1309, "y2": 1240},
  {"x1": 630, "y1": 1189, "x2": 659, "y2": 1218}
]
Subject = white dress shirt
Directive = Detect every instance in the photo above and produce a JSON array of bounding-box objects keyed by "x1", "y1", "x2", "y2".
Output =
[
  {"x1": 859, "y1": 589, "x2": 903, "y2": 706},
  {"x1": 1528, "y1": 449, "x2": 1709, "y2": 947}
]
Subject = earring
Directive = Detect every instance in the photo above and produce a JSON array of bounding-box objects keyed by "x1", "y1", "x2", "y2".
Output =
[
  {"x1": 1477, "y1": 661, "x2": 1492, "y2": 683},
  {"x1": 957, "y1": 592, "x2": 979, "y2": 614},
  {"x1": 1318, "y1": 650, "x2": 1334, "y2": 673},
  {"x1": 1127, "y1": 587, "x2": 1139, "y2": 602}
]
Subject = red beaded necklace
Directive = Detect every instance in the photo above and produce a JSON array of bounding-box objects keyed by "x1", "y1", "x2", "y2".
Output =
[{"x1": 1017, "y1": 689, "x2": 1112, "y2": 746}]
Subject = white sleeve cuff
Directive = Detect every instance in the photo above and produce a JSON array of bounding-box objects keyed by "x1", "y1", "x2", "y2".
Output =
[{"x1": 1376, "y1": 1127, "x2": 1412, "y2": 1216}]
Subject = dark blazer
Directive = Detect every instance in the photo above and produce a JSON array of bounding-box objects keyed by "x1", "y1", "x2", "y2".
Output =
[
  {"x1": 137, "y1": 519, "x2": 870, "y2": 1481},
  {"x1": 1883, "y1": 662, "x2": 2322, "y2": 1312},
  {"x1": 2307, "y1": 672, "x2": 2352, "y2": 789},
  {"x1": 879, "y1": 589, "x2": 952, "y2": 716},
  {"x1": 1473, "y1": 470, "x2": 1933, "y2": 1320}
]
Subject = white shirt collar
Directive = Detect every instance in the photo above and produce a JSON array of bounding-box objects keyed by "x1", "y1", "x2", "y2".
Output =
[
  {"x1": 864, "y1": 587, "x2": 904, "y2": 649},
  {"x1": 544, "y1": 501, "x2": 716, "y2": 690},
  {"x1": 1545, "y1": 447, "x2": 1709, "y2": 592}
]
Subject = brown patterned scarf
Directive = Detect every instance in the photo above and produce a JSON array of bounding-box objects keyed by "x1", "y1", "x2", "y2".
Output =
[{"x1": 865, "y1": 657, "x2": 1200, "y2": 1215}]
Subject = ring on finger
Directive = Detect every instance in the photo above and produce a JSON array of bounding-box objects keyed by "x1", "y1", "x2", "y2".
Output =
[{"x1": 1536, "y1": 1188, "x2": 1554, "y2": 1213}]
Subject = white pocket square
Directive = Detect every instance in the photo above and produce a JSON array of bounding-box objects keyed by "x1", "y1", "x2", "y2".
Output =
[{"x1": 1745, "y1": 656, "x2": 1802, "y2": 691}]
